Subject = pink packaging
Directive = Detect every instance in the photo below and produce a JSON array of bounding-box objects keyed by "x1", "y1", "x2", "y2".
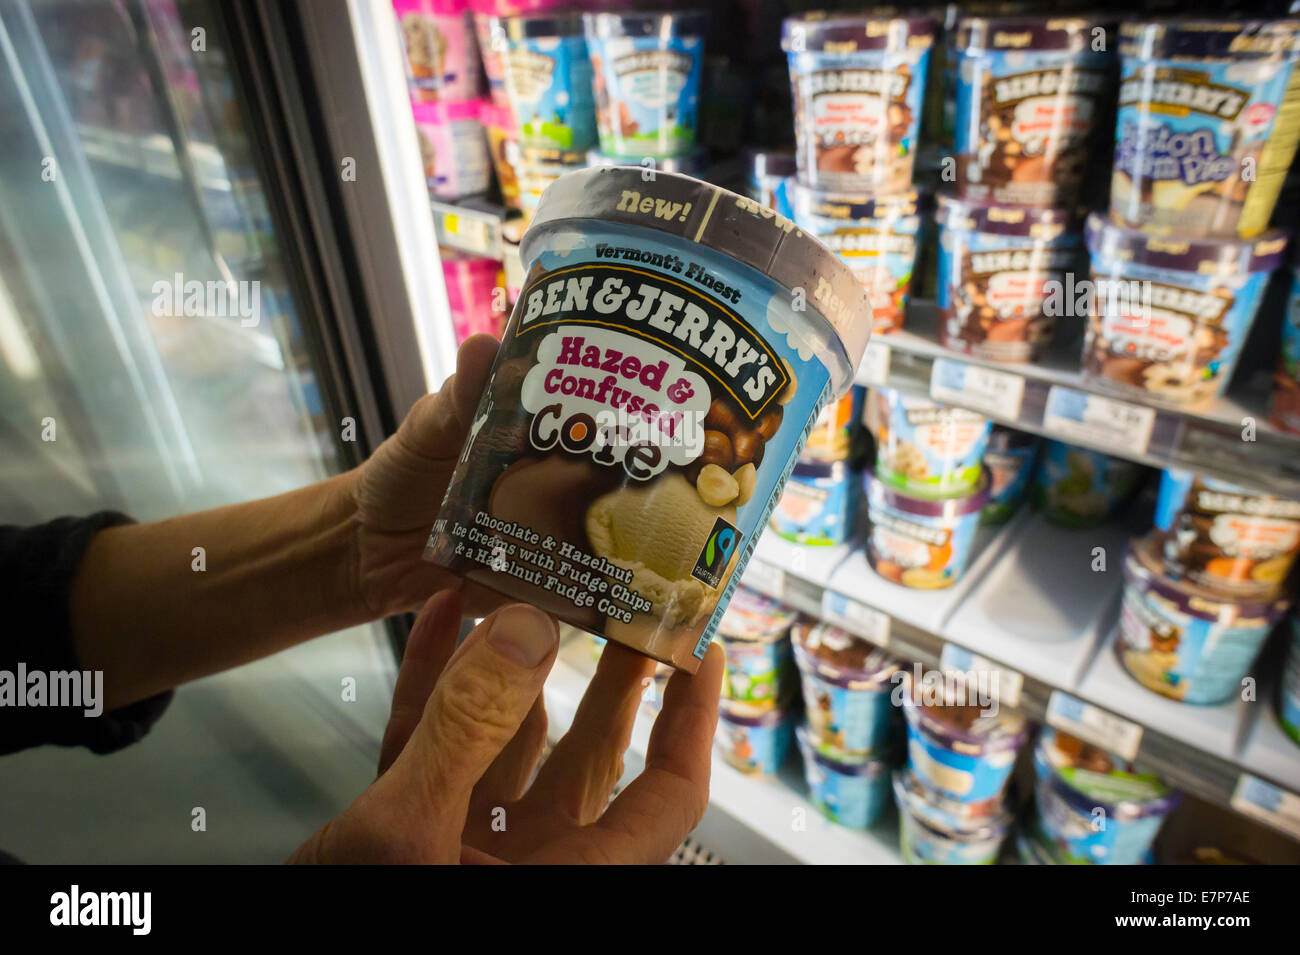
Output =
[
  {"x1": 393, "y1": 0, "x2": 482, "y2": 103},
  {"x1": 441, "y1": 250, "x2": 503, "y2": 342},
  {"x1": 412, "y1": 100, "x2": 492, "y2": 198}
]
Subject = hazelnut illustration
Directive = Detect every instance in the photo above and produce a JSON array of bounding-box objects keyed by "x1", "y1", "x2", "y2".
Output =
[
  {"x1": 731, "y1": 429, "x2": 762, "y2": 467},
  {"x1": 777, "y1": 359, "x2": 797, "y2": 405},
  {"x1": 704, "y1": 398, "x2": 740, "y2": 434},
  {"x1": 733, "y1": 463, "x2": 757, "y2": 506},
  {"x1": 686, "y1": 429, "x2": 734, "y2": 484},
  {"x1": 756, "y1": 405, "x2": 783, "y2": 440},
  {"x1": 697, "y1": 464, "x2": 740, "y2": 507}
]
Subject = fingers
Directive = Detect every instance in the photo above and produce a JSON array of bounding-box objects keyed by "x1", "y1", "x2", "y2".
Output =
[
  {"x1": 585, "y1": 643, "x2": 723, "y2": 864},
  {"x1": 377, "y1": 589, "x2": 462, "y2": 776},
  {"x1": 472, "y1": 694, "x2": 549, "y2": 811},
  {"x1": 387, "y1": 604, "x2": 559, "y2": 856},
  {"x1": 526, "y1": 641, "x2": 655, "y2": 825},
  {"x1": 451, "y1": 334, "x2": 499, "y2": 423}
]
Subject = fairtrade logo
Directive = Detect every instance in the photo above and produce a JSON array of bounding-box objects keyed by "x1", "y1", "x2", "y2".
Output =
[{"x1": 691, "y1": 517, "x2": 742, "y2": 589}]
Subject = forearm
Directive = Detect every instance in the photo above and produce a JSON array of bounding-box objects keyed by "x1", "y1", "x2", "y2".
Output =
[{"x1": 70, "y1": 471, "x2": 370, "y2": 710}]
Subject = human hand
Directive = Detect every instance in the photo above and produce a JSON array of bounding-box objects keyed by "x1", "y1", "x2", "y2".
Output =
[
  {"x1": 287, "y1": 590, "x2": 724, "y2": 864},
  {"x1": 348, "y1": 335, "x2": 499, "y2": 618}
]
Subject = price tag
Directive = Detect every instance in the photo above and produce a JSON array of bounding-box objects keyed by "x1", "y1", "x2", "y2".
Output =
[
  {"x1": 859, "y1": 341, "x2": 891, "y2": 387},
  {"x1": 1043, "y1": 386, "x2": 1156, "y2": 457},
  {"x1": 820, "y1": 591, "x2": 890, "y2": 647},
  {"x1": 1045, "y1": 691, "x2": 1143, "y2": 761},
  {"x1": 930, "y1": 358, "x2": 1025, "y2": 420},
  {"x1": 741, "y1": 558, "x2": 784, "y2": 598},
  {"x1": 939, "y1": 644, "x2": 1023, "y2": 709},
  {"x1": 1230, "y1": 775, "x2": 1300, "y2": 841},
  {"x1": 441, "y1": 212, "x2": 492, "y2": 255}
]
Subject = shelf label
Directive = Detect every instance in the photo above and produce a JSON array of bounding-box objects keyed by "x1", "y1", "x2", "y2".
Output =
[
  {"x1": 939, "y1": 644, "x2": 1022, "y2": 709},
  {"x1": 441, "y1": 212, "x2": 492, "y2": 256},
  {"x1": 1045, "y1": 691, "x2": 1143, "y2": 761},
  {"x1": 930, "y1": 358, "x2": 1024, "y2": 420},
  {"x1": 820, "y1": 591, "x2": 890, "y2": 647},
  {"x1": 859, "y1": 341, "x2": 891, "y2": 387},
  {"x1": 1230, "y1": 774, "x2": 1300, "y2": 841},
  {"x1": 742, "y1": 558, "x2": 784, "y2": 598},
  {"x1": 1043, "y1": 386, "x2": 1156, "y2": 457}
]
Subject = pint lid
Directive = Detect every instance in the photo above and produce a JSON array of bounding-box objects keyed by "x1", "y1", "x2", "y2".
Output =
[
  {"x1": 781, "y1": 13, "x2": 935, "y2": 54},
  {"x1": 956, "y1": 15, "x2": 1112, "y2": 54},
  {"x1": 792, "y1": 620, "x2": 900, "y2": 689},
  {"x1": 489, "y1": 11, "x2": 584, "y2": 43},
  {"x1": 937, "y1": 193, "x2": 1080, "y2": 239},
  {"x1": 522, "y1": 166, "x2": 872, "y2": 394},
  {"x1": 791, "y1": 180, "x2": 922, "y2": 221},
  {"x1": 1123, "y1": 536, "x2": 1290, "y2": 623},
  {"x1": 1085, "y1": 212, "x2": 1290, "y2": 276},
  {"x1": 865, "y1": 467, "x2": 992, "y2": 516},
  {"x1": 1119, "y1": 19, "x2": 1300, "y2": 60},
  {"x1": 583, "y1": 10, "x2": 709, "y2": 39},
  {"x1": 717, "y1": 586, "x2": 798, "y2": 642}
]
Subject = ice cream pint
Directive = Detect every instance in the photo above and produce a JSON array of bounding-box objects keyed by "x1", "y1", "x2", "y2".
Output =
[
  {"x1": 394, "y1": 0, "x2": 482, "y2": 103},
  {"x1": 792, "y1": 621, "x2": 901, "y2": 759},
  {"x1": 769, "y1": 459, "x2": 857, "y2": 546},
  {"x1": 584, "y1": 11, "x2": 708, "y2": 159},
  {"x1": 782, "y1": 14, "x2": 935, "y2": 193},
  {"x1": 936, "y1": 195, "x2": 1083, "y2": 363},
  {"x1": 790, "y1": 183, "x2": 923, "y2": 336},
  {"x1": 425, "y1": 166, "x2": 871, "y2": 672},
  {"x1": 1111, "y1": 19, "x2": 1300, "y2": 239},
  {"x1": 1032, "y1": 440, "x2": 1142, "y2": 529},
  {"x1": 981, "y1": 426, "x2": 1038, "y2": 526},
  {"x1": 1031, "y1": 728, "x2": 1181, "y2": 865},
  {"x1": 1084, "y1": 213, "x2": 1288, "y2": 408},
  {"x1": 490, "y1": 13, "x2": 598, "y2": 162},
  {"x1": 797, "y1": 725, "x2": 893, "y2": 829},
  {"x1": 873, "y1": 387, "x2": 992, "y2": 495},
  {"x1": 717, "y1": 705, "x2": 794, "y2": 775},
  {"x1": 1153, "y1": 468, "x2": 1300, "y2": 600},
  {"x1": 412, "y1": 100, "x2": 493, "y2": 200},
  {"x1": 866, "y1": 468, "x2": 990, "y2": 590},
  {"x1": 480, "y1": 101, "x2": 522, "y2": 209},
  {"x1": 1118, "y1": 536, "x2": 1290, "y2": 705},
  {"x1": 894, "y1": 769, "x2": 1011, "y2": 864},
  {"x1": 902, "y1": 683, "x2": 1027, "y2": 807},
  {"x1": 952, "y1": 16, "x2": 1113, "y2": 209},
  {"x1": 716, "y1": 587, "x2": 797, "y2": 707}
]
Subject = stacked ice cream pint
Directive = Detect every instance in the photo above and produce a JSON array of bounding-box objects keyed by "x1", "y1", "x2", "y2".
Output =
[
  {"x1": 583, "y1": 9, "x2": 710, "y2": 176},
  {"x1": 936, "y1": 15, "x2": 1113, "y2": 364},
  {"x1": 864, "y1": 387, "x2": 992, "y2": 590},
  {"x1": 712, "y1": 588, "x2": 799, "y2": 776},
  {"x1": 1115, "y1": 469, "x2": 1295, "y2": 706},
  {"x1": 1085, "y1": 18, "x2": 1298, "y2": 410},
  {"x1": 396, "y1": 0, "x2": 495, "y2": 200},
  {"x1": 782, "y1": 13, "x2": 934, "y2": 338},
  {"x1": 1019, "y1": 727, "x2": 1180, "y2": 865},
  {"x1": 768, "y1": 388, "x2": 861, "y2": 547},
  {"x1": 895, "y1": 669, "x2": 1026, "y2": 864},
  {"x1": 791, "y1": 621, "x2": 903, "y2": 830}
]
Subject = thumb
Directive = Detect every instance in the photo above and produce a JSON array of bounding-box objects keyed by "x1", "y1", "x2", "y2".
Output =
[{"x1": 389, "y1": 604, "x2": 559, "y2": 851}]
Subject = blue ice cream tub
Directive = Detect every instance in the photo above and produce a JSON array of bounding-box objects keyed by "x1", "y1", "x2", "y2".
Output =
[
  {"x1": 716, "y1": 586, "x2": 798, "y2": 707},
  {"x1": 1032, "y1": 439, "x2": 1143, "y2": 529},
  {"x1": 789, "y1": 182, "x2": 923, "y2": 336},
  {"x1": 584, "y1": 10, "x2": 708, "y2": 159},
  {"x1": 865, "y1": 468, "x2": 991, "y2": 590},
  {"x1": 769, "y1": 458, "x2": 857, "y2": 546},
  {"x1": 1111, "y1": 19, "x2": 1300, "y2": 240},
  {"x1": 424, "y1": 165, "x2": 871, "y2": 673},
  {"x1": 797, "y1": 725, "x2": 893, "y2": 829},
  {"x1": 716, "y1": 702, "x2": 794, "y2": 776},
  {"x1": 490, "y1": 12, "x2": 598, "y2": 161},
  {"x1": 1084, "y1": 213, "x2": 1289, "y2": 409},
  {"x1": 894, "y1": 768, "x2": 1012, "y2": 864},
  {"x1": 952, "y1": 16, "x2": 1114, "y2": 209},
  {"x1": 901, "y1": 677, "x2": 1026, "y2": 806},
  {"x1": 981, "y1": 426, "x2": 1038, "y2": 526},
  {"x1": 1031, "y1": 727, "x2": 1181, "y2": 865},
  {"x1": 792, "y1": 621, "x2": 901, "y2": 760},
  {"x1": 781, "y1": 13, "x2": 936, "y2": 193}
]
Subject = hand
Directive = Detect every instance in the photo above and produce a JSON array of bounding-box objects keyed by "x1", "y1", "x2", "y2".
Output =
[
  {"x1": 348, "y1": 335, "x2": 499, "y2": 618},
  {"x1": 287, "y1": 590, "x2": 724, "y2": 864}
]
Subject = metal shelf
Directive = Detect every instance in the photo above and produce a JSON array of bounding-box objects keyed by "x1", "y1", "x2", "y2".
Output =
[
  {"x1": 739, "y1": 514, "x2": 1300, "y2": 844},
  {"x1": 858, "y1": 304, "x2": 1300, "y2": 498}
]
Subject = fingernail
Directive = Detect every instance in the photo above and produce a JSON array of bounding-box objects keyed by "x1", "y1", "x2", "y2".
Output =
[{"x1": 486, "y1": 605, "x2": 558, "y2": 668}]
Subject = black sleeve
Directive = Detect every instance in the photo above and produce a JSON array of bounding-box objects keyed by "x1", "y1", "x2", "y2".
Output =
[{"x1": 0, "y1": 512, "x2": 173, "y2": 756}]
